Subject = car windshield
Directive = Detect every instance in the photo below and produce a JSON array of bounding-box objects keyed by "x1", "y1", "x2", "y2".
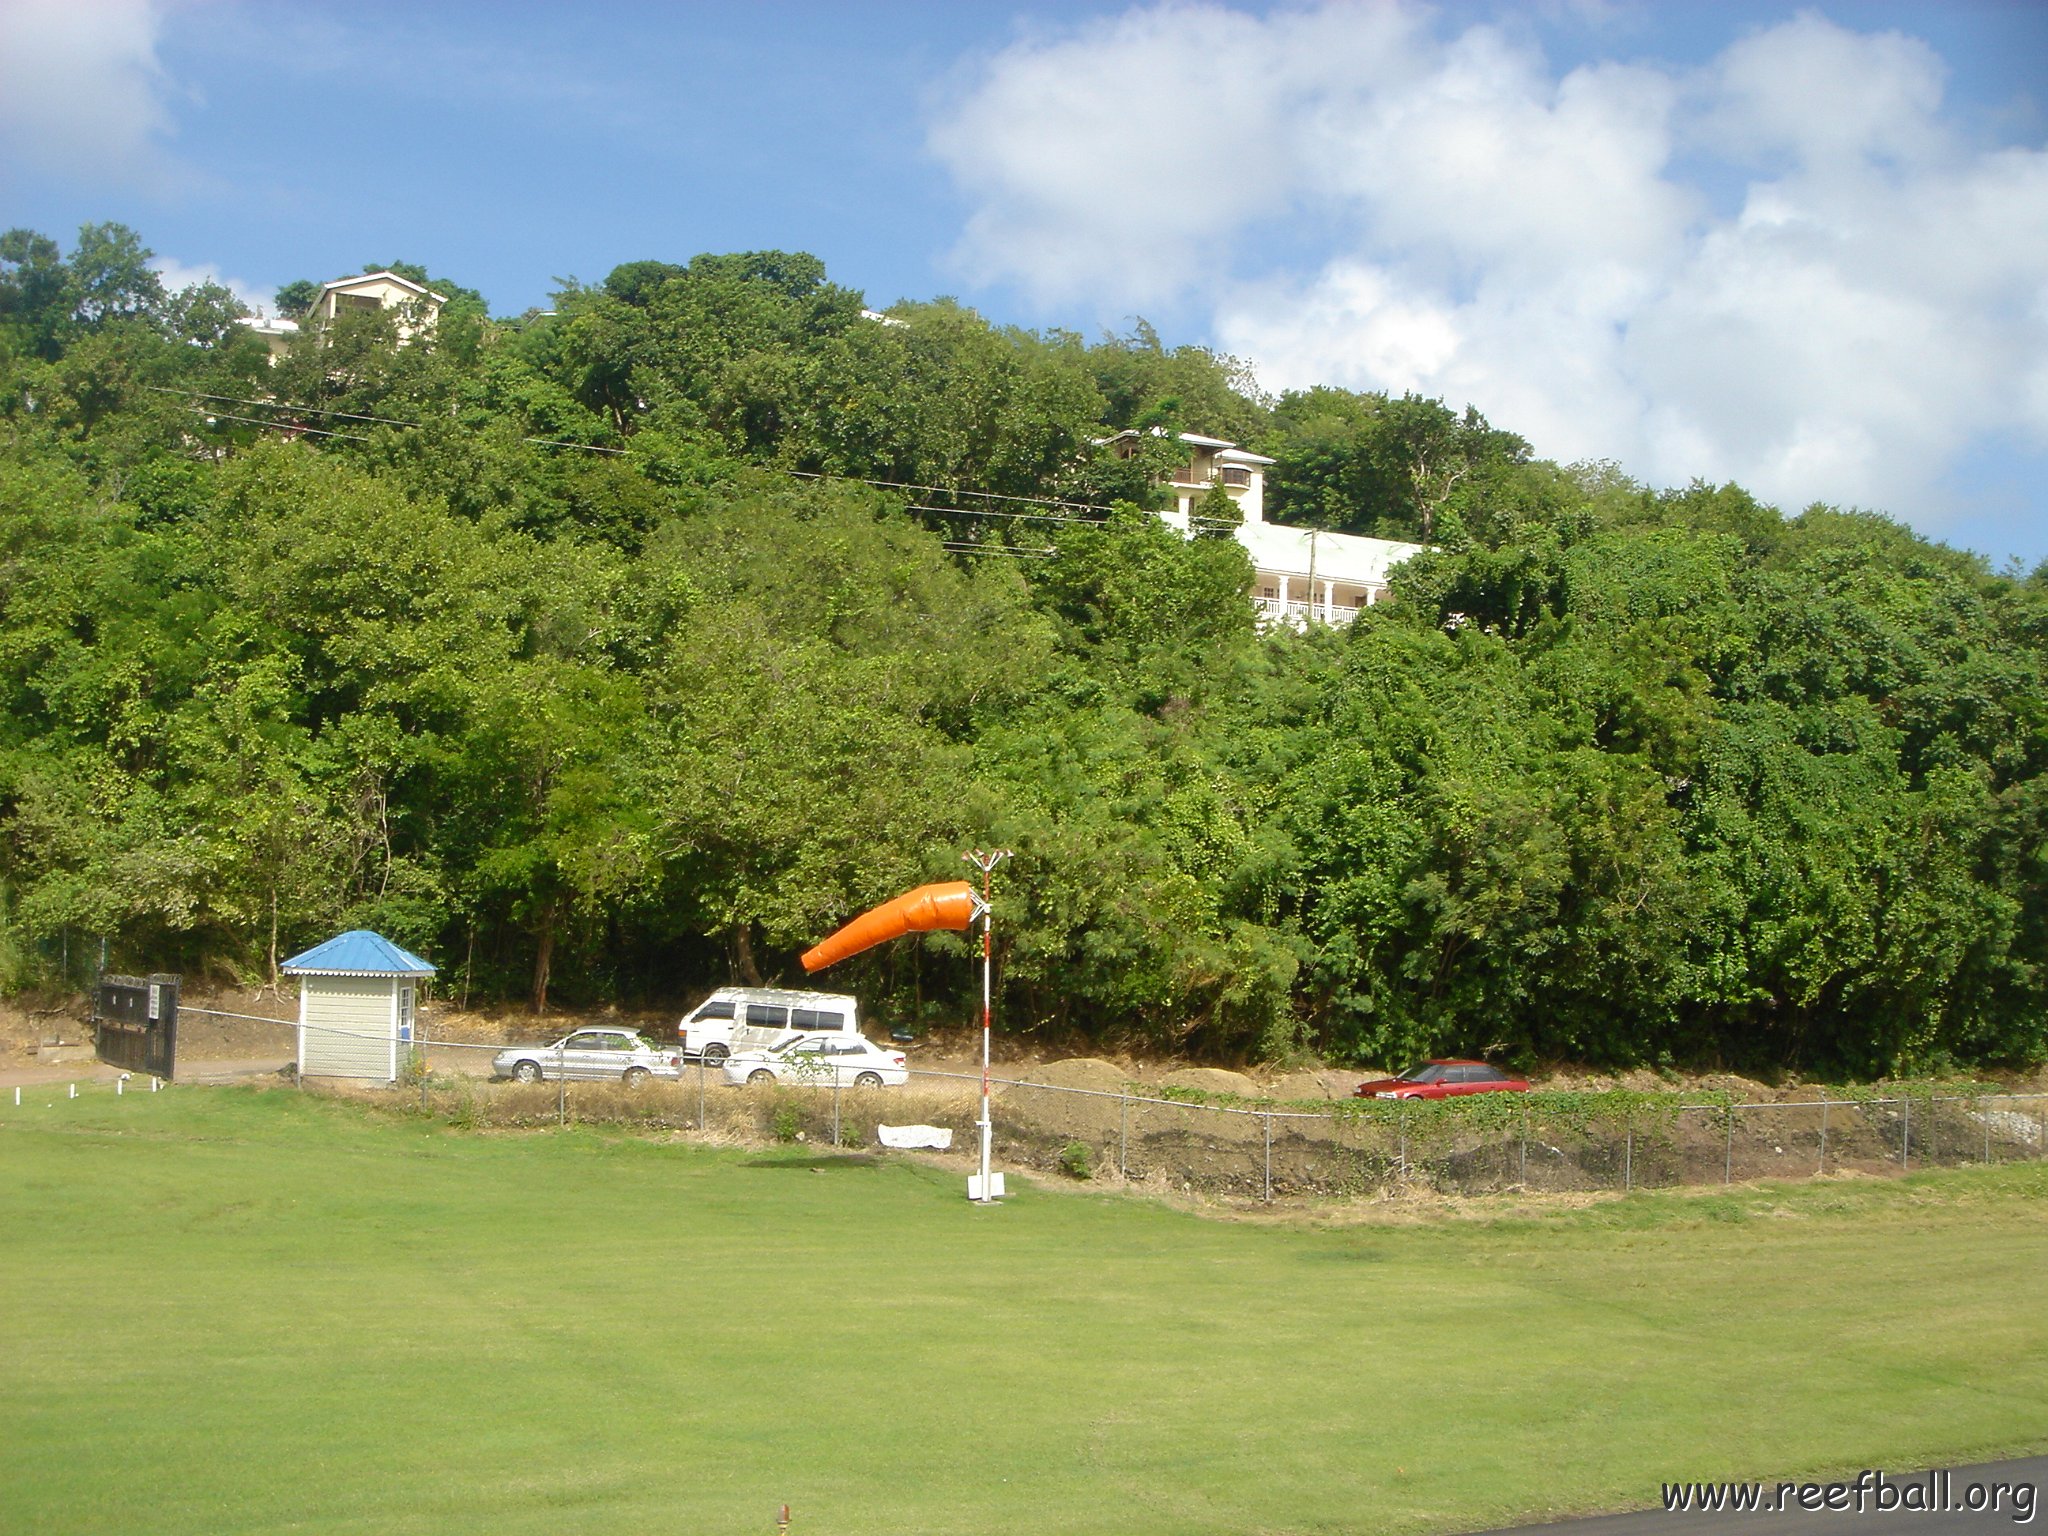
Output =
[{"x1": 1396, "y1": 1064, "x2": 1443, "y2": 1083}]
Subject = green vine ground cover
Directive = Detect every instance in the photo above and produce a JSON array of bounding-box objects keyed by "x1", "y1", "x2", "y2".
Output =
[{"x1": 4, "y1": 1087, "x2": 2045, "y2": 1536}]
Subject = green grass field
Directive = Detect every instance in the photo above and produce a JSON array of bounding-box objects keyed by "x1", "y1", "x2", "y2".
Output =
[{"x1": 4, "y1": 1087, "x2": 2045, "y2": 1536}]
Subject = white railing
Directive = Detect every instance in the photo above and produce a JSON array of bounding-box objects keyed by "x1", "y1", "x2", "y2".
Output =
[{"x1": 1254, "y1": 597, "x2": 1362, "y2": 627}]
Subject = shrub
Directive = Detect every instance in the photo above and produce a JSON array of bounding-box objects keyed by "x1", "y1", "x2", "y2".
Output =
[
  {"x1": 1059, "y1": 1140, "x2": 1093, "y2": 1180},
  {"x1": 444, "y1": 1079, "x2": 481, "y2": 1131},
  {"x1": 398, "y1": 1046, "x2": 427, "y2": 1087},
  {"x1": 772, "y1": 1097, "x2": 805, "y2": 1144}
]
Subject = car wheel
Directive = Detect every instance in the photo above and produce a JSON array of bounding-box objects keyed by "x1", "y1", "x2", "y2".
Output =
[
  {"x1": 748, "y1": 1068, "x2": 775, "y2": 1085},
  {"x1": 623, "y1": 1066, "x2": 650, "y2": 1086},
  {"x1": 702, "y1": 1042, "x2": 730, "y2": 1066},
  {"x1": 513, "y1": 1060, "x2": 544, "y2": 1084},
  {"x1": 855, "y1": 1071, "x2": 883, "y2": 1089}
]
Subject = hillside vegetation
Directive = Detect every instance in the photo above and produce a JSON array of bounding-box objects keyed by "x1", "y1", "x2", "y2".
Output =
[{"x1": 3, "y1": 223, "x2": 2046, "y2": 1076}]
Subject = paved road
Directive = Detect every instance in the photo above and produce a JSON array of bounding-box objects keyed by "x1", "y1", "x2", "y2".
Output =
[{"x1": 1487, "y1": 1459, "x2": 2044, "y2": 1536}]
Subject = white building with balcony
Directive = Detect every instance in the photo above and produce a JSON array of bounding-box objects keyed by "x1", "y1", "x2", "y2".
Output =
[
  {"x1": 302, "y1": 270, "x2": 446, "y2": 341},
  {"x1": 1101, "y1": 429, "x2": 1424, "y2": 626},
  {"x1": 237, "y1": 270, "x2": 447, "y2": 363}
]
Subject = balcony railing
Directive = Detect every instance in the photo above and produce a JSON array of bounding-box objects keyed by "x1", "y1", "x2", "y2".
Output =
[
  {"x1": 1168, "y1": 466, "x2": 1253, "y2": 493},
  {"x1": 1254, "y1": 597, "x2": 1363, "y2": 627}
]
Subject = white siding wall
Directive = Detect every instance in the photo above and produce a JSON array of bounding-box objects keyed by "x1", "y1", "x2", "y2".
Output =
[{"x1": 300, "y1": 976, "x2": 396, "y2": 1080}]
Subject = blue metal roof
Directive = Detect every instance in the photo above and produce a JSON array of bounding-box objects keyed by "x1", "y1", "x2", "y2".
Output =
[{"x1": 280, "y1": 930, "x2": 436, "y2": 976}]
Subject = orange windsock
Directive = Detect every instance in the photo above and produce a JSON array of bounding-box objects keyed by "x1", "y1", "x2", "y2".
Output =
[{"x1": 801, "y1": 881, "x2": 978, "y2": 972}]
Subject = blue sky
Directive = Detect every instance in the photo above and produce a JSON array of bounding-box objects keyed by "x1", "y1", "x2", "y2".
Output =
[{"x1": 2, "y1": 0, "x2": 2043, "y2": 569}]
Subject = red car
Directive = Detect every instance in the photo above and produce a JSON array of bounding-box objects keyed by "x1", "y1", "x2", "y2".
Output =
[{"x1": 1353, "y1": 1060, "x2": 1530, "y2": 1100}]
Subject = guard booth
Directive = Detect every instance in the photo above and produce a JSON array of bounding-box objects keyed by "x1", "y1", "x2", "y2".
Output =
[
  {"x1": 280, "y1": 931, "x2": 436, "y2": 1082},
  {"x1": 94, "y1": 973, "x2": 179, "y2": 1080}
]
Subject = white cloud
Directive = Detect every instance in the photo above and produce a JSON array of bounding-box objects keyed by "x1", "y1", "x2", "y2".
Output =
[
  {"x1": 930, "y1": 3, "x2": 2048, "y2": 539},
  {"x1": 149, "y1": 256, "x2": 268, "y2": 315},
  {"x1": 929, "y1": 3, "x2": 1430, "y2": 307},
  {"x1": 0, "y1": 0, "x2": 183, "y2": 188}
]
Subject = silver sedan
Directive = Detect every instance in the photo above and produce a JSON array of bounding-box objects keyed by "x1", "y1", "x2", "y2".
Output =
[
  {"x1": 721, "y1": 1033, "x2": 909, "y2": 1089},
  {"x1": 492, "y1": 1029, "x2": 682, "y2": 1084}
]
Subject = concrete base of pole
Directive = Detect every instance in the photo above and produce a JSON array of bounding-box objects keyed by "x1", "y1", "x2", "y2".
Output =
[{"x1": 968, "y1": 1172, "x2": 1006, "y2": 1200}]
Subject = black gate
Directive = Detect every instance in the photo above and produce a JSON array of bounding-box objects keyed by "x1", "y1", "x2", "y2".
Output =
[{"x1": 94, "y1": 973, "x2": 179, "y2": 1080}]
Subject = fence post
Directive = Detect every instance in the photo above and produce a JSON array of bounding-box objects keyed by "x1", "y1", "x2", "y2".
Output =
[
  {"x1": 1723, "y1": 1107, "x2": 1734, "y2": 1186},
  {"x1": 1902, "y1": 1095, "x2": 1911, "y2": 1171},
  {"x1": 697, "y1": 1058, "x2": 706, "y2": 1132},
  {"x1": 1114, "y1": 1091, "x2": 1127, "y2": 1180},
  {"x1": 1818, "y1": 1094, "x2": 1829, "y2": 1175},
  {"x1": 1930, "y1": 1095, "x2": 1940, "y2": 1164},
  {"x1": 1263, "y1": 1112, "x2": 1273, "y2": 1204},
  {"x1": 1398, "y1": 1102, "x2": 1409, "y2": 1186},
  {"x1": 1984, "y1": 1098, "x2": 1992, "y2": 1165},
  {"x1": 1624, "y1": 1118, "x2": 1634, "y2": 1193},
  {"x1": 832, "y1": 1076, "x2": 842, "y2": 1148},
  {"x1": 557, "y1": 1073, "x2": 565, "y2": 1128},
  {"x1": 1519, "y1": 1104, "x2": 1528, "y2": 1188}
]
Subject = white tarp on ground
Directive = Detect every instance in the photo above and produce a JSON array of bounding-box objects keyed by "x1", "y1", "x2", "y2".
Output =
[{"x1": 878, "y1": 1124, "x2": 953, "y2": 1150}]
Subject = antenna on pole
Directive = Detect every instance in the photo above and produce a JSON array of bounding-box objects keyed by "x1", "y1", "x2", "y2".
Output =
[{"x1": 963, "y1": 849, "x2": 1011, "y2": 1203}]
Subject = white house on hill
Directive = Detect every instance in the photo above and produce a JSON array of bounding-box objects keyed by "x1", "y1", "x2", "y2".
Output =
[
  {"x1": 1102, "y1": 429, "x2": 1425, "y2": 627},
  {"x1": 237, "y1": 270, "x2": 447, "y2": 362},
  {"x1": 303, "y1": 270, "x2": 446, "y2": 340}
]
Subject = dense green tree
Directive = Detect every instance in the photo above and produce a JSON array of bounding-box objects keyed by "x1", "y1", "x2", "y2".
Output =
[
  {"x1": 2, "y1": 219, "x2": 2043, "y2": 1075},
  {"x1": 273, "y1": 280, "x2": 319, "y2": 320}
]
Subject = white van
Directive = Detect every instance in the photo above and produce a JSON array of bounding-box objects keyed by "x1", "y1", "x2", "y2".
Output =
[{"x1": 677, "y1": 987, "x2": 859, "y2": 1065}]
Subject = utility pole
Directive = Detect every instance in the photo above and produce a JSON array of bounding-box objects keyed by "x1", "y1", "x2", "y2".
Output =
[{"x1": 964, "y1": 849, "x2": 1011, "y2": 1203}]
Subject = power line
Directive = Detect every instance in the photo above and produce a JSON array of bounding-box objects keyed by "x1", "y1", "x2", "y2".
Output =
[
  {"x1": 941, "y1": 542, "x2": 1053, "y2": 558},
  {"x1": 906, "y1": 503, "x2": 1103, "y2": 526},
  {"x1": 180, "y1": 405, "x2": 373, "y2": 444},
  {"x1": 156, "y1": 387, "x2": 423, "y2": 431},
  {"x1": 153, "y1": 386, "x2": 1242, "y2": 542},
  {"x1": 154, "y1": 386, "x2": 629, "y2": 455},
  {"x1": 789, "y1": 469, "x2": 1108, "y2": 516}
]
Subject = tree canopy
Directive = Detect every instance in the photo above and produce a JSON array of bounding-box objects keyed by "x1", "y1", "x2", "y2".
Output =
[{"x1": 3, "y1": 221, "x2": 2043, "y2": 1077}]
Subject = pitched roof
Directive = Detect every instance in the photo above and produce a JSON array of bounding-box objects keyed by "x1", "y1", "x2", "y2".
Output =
[
  {"x1": 281, "y1": 930, "x2": 437, "y2": 976},
  {"x1": 1236, "y1": 521, "x2": 1425, "y2": 586},
  {"x1": 319, "y1": 270, "x2": 448, "y2": 305}
]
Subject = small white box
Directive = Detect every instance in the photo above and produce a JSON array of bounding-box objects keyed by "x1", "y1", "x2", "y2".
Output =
[{"x1": 967, "y1": 1172, "x2": 1006, "y2": 1201}]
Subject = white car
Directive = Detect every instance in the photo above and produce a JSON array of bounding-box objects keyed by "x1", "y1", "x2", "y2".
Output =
[
  {"x1": 492, "y1": 1029, "x2": 682, "y2": 1084},
  {"x1": 676, "y1": 986, "x2": 860, "y2": 1065},
  {"x1": 721, "y1": 1033, "x2": 909, "y2": 1089}
]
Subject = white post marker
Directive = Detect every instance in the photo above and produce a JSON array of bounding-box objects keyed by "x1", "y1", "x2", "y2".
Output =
[
  {"x1": 964, "y1": 849, "x2": 1012, "y2": 1203},
  {"x1": 69, "y1": 1083, "x2": 77, "y2": 1099}
]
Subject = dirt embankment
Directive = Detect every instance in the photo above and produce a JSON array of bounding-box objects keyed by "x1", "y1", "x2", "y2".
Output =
[
  {"x1": 0, "y1": 993, "x2": 79, "y2": 1062},
  {"x1": 11, "y1": 983, "x2": 2048, "y2": 1102}
]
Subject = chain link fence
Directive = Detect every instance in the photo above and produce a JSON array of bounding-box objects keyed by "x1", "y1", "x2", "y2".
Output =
[
  {"x1": 313, "y1": 1052, "x2": 2048, "y2": 1203},
  {"x1": 38, "y1": 1002, "x2": 2046, "y2": 1204}
]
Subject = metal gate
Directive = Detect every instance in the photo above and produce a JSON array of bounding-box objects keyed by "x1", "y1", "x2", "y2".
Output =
[{"x1": 94, "y1": 973, "x2": 179, "y2": 1080}]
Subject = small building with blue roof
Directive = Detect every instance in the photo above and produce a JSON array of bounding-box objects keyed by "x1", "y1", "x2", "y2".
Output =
[{"x1": 280, "y1": 930, "x2": 436, "y2": 1081}]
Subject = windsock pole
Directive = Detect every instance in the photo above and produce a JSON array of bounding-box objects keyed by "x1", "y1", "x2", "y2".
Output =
[{"x1": 964, "y1": 849, "x2": 1010, "y2": 1203}]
